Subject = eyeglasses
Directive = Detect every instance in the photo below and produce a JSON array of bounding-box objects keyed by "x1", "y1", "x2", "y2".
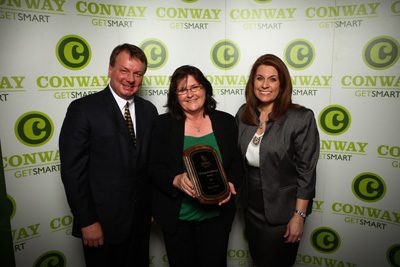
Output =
[{"x1": 176, "y1": 84, "x2": 203, "y2": 95}]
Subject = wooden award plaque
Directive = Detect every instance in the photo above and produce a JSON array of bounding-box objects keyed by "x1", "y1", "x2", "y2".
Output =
[{"x1": 183, "y1": 145, "x2": 230, "y2": 205}]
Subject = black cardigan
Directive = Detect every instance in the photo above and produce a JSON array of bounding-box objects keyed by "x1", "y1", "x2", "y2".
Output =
[{"x1": 149, "y1": 110, "x2": 243, "y2": 233}]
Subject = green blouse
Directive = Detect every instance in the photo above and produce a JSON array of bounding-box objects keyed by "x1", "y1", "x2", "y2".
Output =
[{"x1": 179, "y1": 132, "x2": 222, "y2": 221}]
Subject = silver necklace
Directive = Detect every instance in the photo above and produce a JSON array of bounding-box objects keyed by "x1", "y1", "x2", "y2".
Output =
[
  {"x1": 252, "y1": 121, "x2": 264, "y2": 145},
  {"x1": 188, "y1": 123, "x2": 201, "y2": 132},
  {"x1": 187, "y1": 117, "x2": 203, "y2": 133},
  {"x1": 252, "y1": 135, "x2": 261, "y2": 145}
]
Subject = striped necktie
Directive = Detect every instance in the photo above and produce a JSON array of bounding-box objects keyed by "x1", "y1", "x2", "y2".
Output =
[{"x1": 124, "y1": 102, "x2": 136, "y2": 145}]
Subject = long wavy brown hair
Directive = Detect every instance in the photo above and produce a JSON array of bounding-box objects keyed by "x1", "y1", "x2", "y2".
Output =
[{"x1": 241, "y1": 54, "x2": 298, "y2": 125}]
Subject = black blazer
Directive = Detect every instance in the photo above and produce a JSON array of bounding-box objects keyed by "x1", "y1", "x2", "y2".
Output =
[
  {"x1": 236, "y1": 104, "x2": 319, "y2": 224},
  {"x1": 149, "y1": 110, "x2": 243, "y2": 234},
  {"x1": 59, "y1": 87, "x2": 158, "y2": 244}
]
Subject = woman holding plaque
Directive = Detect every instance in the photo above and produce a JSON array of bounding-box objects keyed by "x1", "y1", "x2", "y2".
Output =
[
  {"x1": 149, "y1": 65, "x2": 243, "y2": 267},
  {"x1": 236, "y1": 54, "x2": 319, "y2": 267}
]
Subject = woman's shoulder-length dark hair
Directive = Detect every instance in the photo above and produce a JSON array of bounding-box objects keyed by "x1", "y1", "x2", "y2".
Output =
[
  {"x1": 166, "y1": 65, "x2": 216, "y2": 120},
  {"x1": 241, "y1": 54, "x2": 297, "y2": 125}
]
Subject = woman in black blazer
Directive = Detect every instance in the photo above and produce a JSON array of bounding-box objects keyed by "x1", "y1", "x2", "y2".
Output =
[
  {"x1": 149, "y1": 65, "x2": 243, "y2": 267},
  {"x1": 236, "y1": 54, "x2": 320, "y2": 266}
]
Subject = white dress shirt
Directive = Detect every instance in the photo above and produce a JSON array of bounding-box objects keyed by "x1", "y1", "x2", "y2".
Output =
[{"x1": 109, "y1": 85, "x2": 136, "y2": 132}]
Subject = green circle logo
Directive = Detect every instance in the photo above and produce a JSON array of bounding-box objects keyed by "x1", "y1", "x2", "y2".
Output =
[
  {"x1": 311, "y1": 227, "x2": 340, "y2": 254},
  {"x1": 284, "y1": 39, "x2": 315, "y2": 70},
  {"x1": 33, "y1": 251, "x2": 66, "y2": 267},
  {"x1": 352, "y1": 172, "x2": 386, "y2": 202},
  {"x1": 318, "y1": 105, "x2": 351, "y2": 136},
  {"x1": 387, "y1": 244, "x2": 400, "y2": 267},
  {"x1": 363, "y1": 36, "x2": 399, "y2": 70},
  {"x1": 56, "y1": 35, "x2": 91, "y2": 70},
  {"x1": 14, "y1": 111, "x2": 54, "y2": 147},
  {"x1": 210, "y1": 39, "x2": 240, "y2": 70},
  {"x1": 6, "y1": 194, "x2": 16, "y2": 220},
  {"x1": 140, "y1": 39, "x2": 168, "y2": 70}
]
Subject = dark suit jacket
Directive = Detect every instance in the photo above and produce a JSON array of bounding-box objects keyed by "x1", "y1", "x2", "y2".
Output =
[
  {"x1": 59, "y1": 87, "x2": 158, "y2": 244},
  {"x1": 236, "y1": 104, "x2": 319, "y2": 225},
  {"x1": 149, "y1": 110, "x2": 243, "y2": 234}
]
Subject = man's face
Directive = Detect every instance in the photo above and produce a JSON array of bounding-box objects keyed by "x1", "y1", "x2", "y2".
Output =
[{"x1": 108, "y1": 51, "x2": 146, "y2": 100}]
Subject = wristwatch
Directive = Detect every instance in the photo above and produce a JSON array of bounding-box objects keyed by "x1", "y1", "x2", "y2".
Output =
[{"x1": 295, "y1": 209, "x2": 307, "y2": 219}]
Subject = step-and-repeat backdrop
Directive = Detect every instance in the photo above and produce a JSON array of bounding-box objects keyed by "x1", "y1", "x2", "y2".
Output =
[{"x1": 1, "y1": 0, "x2": 399, "y2": 266}]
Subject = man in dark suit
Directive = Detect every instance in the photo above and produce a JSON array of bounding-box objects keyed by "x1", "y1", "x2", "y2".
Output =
[{"x1": 59, "y1": 43, "x2": 158, "y2": 267}]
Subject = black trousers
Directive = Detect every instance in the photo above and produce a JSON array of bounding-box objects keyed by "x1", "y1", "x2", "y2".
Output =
[
  {"x1": 162, "y1": 215, "x2": 231, "y2": 267},
  {"x1": 82, "y1": 231, "x2": 149, "y2": 267}
]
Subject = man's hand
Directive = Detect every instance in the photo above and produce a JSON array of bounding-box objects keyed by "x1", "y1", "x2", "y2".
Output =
[{"x1": 81, "y1": 222, "x2": 104, "y2": 247}]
